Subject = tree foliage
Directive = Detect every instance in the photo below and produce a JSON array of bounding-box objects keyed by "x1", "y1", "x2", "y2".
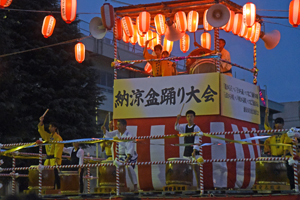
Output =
[{"x1": 0, "y1": 0, "x2": 105, "y2": 144}]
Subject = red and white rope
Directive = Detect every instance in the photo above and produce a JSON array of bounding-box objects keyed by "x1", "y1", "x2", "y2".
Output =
[
  {"x1": 1, "y1": 142, "x2": 33, "y2": 147},
  {"x1": 116, "y1": 142, "x2": 120, "y2": 196},
  {"x1": 115, "y1": 53, "x2": 217, "y2": 67},
  {"x1": 214, "y1": 28, "x2": 220, "y2": 72},
  {"x1": 199, "y1": 136, "x2": 204, "y2": 195},
  {"x1": 0, "y1": 174, "x2": 27, "y2": 177},
  {"x1": 253, "y1": 43, "x2": 258, "y2": 85},
  {"x1": 220, "y1": 59, "x2": 254, "y2": 73},
  {"x1": 87, "y1": 164, "x2": 91, "y2": 193},
  {"x1": 204, "y1": 157, "x2": 288, "y2": 163},
  {"x1": 207, "y1": 129, "x2": 288, "y2": 136},
  {"x1": 115, "y1": 129, "x2": 288, "y2": 141},
  {"x1": 1, "y1": 156, "x2": 290, "y2": 173},
  {"x1": 293, "y1": 139, "x2": 298, "y2": 192},
  {"x1": 11, "y1": 156, "x2": 16, "y2": 194},
  {"x1": 114, "y1": 16, "x2": 118, "y2": 80},
  {"x1": 38, "y1": 144, "x2": 43, "y2": 196},
  {"x1": 1, "y1": 129, "x2": 287, "y2": 151}
]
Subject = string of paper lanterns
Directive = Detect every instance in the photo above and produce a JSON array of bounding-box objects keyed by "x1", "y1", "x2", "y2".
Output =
[{"x1": 9, "y1": 0, "x2": 300, "y2": 63}]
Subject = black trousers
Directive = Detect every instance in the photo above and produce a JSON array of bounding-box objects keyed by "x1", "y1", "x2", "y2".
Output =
[
  {"x1": 286, "y1": 161, "x2": 295, "y2": 190},
  {"x1": 54, "y1": 168, "x2": 60, "y2": 189},
  {"x1": 80, "y1": 168, "x2": 84, "y2": 193}
]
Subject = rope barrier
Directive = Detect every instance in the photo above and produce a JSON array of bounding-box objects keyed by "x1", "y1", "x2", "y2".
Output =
[
  {"x1": 220, "y1": 59, "x2": 254, "y2": 73},
  {"x1": 38, "y1": 144, "x2": 42, "y2": 197},
  {"x1": 113, "y1": 53, "x2": 219, "y2": 67},
  {"x1": 293, "y1": 139, "x2": 299, "y2": 192},
  {"x1": 87, "y1": 164, "x2": 91, "y2": 193},
  {"x1": 1, "y1": 157, "x2": 292, "y2": 173},
  {"x1": 0, "y1": 174, "x2": 28, "y2": 177},
  {"x1": 116, "y1": 143, "x2": 120, "y2": 196},
  {"x1": 199, "y1": 136, "x2": 204, "y2": 195},
  {"x1": 11, "y1": 156, "x2": 16, "y2": 194}
]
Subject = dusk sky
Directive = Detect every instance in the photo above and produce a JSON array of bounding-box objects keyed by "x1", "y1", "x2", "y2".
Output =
[{"x1": 77, "y1": 0, "x2": 300, "y2": 103}]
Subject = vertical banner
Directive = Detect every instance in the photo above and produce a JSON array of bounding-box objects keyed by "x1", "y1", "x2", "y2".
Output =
[
  {"x1": 114, "y1": 73, "x2": 220, "y2": 119},
  {"x1": 220, "y1": 74, "x2": 260, "y2": 124}
]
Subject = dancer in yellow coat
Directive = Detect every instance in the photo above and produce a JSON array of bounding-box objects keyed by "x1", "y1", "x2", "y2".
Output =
[{"x1": 38, "y1": 115, "x2": 64, "y2": 189}]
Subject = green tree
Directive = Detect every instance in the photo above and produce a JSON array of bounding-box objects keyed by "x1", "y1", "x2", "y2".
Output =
[{"x1": 0, "y1": 0, "x2": 105, "y2": 144}]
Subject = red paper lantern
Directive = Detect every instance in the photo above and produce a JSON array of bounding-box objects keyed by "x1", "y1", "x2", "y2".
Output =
[
  {"x1": 243, "y1": 2, "x2": 256, "y2": 27},
  {"x1": 187, "y1": 10, "x2": 199, "y2": 33},
  {"x1": 152, "y1": 32, "x2": 161, "y2": 50},
  {"x1": 203, "y1": 9, "x2": 213, "y2": 31},
  {"x1": 244, "y1": 26, "x2": 252, "y2": 40},
  {"x1": 61, "y1": 0, "x2": 77, "y2": 24},
  {"x1": 201, "y1": 32, "x2": 211, "y2": 49},
  {"x1": 0, "y1": 0, "x2": 12, "y2": 8},
  {"x1": 136, "y1": 17, "x2": 145, "y2": 37},
  {"x1": 146, "y1": 30, "x2": 153, "y2": 50},
  {"x1": 75, "y1": 42, "x2": 85, "y2": 63},
  {"x1": 114, "y1": 18, "x2": 123, "y2": 40},
  {"x1": 238, "y1": 22, "x2": 248, "y2": 38},
  {"x1": 232, "y1": 13, "x2": 243, "y2": 35},
  {"x1": 144, "y1": 62, "x2": 152, "y2": 73},
  {"x1": 122, "y1": 30, "x2": 130, "y2": 43},
  {"x1": 222, "y1": 10, "x2": 235, "y2": 32},
  {"x1": 175, "y1": 11, "x2": 187, "y2": 33},
  {"x1": 154, "y1": 14, "x2": 166, "y2": 35},
  {"x1": 101, "y1": 3, "x2": 115, "y2": 30},
  {"x1": 138, "y1": 34, "x2": 146, "y2": 47},
  {"x1": 250, "y1": 22, "x2": 261, "y2": 43},
  {"x1": 180, "y1": 33, "x2": 190, "y2": 53},
  {"x1": 139, "y1": 11, "x2": 151, "y2": 35},
  {"x1": 121, "y1": 16, "x2": 134, "y2": 38},
  {"x1": 289, "y1": 0, "x2": 300, "y2": 27},
  {"x1": 130, "y1": 25, "x2": 138, "y2": 45},
  {"x1": 163, "y1": 37, "x2": 173, "y2": 53},
  {"x1": 41, "y1": 15, "x2": 56, "y2": 38}
]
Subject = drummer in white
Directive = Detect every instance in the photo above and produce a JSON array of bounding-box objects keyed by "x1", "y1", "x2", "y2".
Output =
[
  {"x1": 175, "y1": 110, "x2": 201, "y2": 189},
  {"x1": 102, "y1": 119, "x2": 138, "y2": 192},
  {"x1": 219, "y1": 38, "x2": 232, "y2": 76},
  {"x1": 63, "y1": 143, "x2": 84, "y2": 193}
]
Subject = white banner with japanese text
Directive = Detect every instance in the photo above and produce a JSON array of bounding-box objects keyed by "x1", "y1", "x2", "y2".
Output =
[
  {"x1": 220, "y1": 74, "x2": 260, "y2": 124},
  {"x1": 113, "y1": 73, "x2": 220, "y2": 119}
]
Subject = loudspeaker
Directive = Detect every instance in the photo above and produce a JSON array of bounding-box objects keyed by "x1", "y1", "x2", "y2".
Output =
[
  {"x1": 207, "y1": 4, "x2": 230, "y2": 28},
  {"x1": 165, "y1": 19, "x2": 185, "y2": 42},
  {"x1": 260, "y1": 30, "x2": 281, "y2": 50},
  {"x1": 89, "y1": 17, "x2": 107, "y2": 39}
]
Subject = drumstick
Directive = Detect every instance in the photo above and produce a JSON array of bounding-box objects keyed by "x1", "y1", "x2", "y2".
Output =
[
  {"x1": 179, "y1": 103, "x2": 185, "y2": 116},
  {"x1": 42, "y1": 109, "x2": 49, "y2": 118},
  {"x1": 147, "y1": 37, "x2": 156, "y2": 42},
  {"x1": 103, "y1": 113, "x2": 109, "y2": 126}
]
